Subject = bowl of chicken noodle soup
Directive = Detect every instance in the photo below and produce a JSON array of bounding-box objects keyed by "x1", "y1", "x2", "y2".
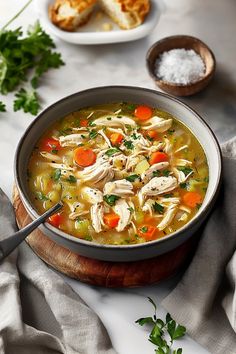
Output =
[{"x1": 15, "y1": 86, "x2": 222, "y2": 261}]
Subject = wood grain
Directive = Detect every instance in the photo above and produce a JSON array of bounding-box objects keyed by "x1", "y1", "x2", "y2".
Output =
[{"x1": 13, "y1": 187, "x2": 195, "y2": 287}]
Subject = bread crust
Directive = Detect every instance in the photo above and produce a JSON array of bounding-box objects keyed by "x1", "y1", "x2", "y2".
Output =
[
  {"x1": 99, "y1": 0, "x2": 150, "y2": 29},
  {"x1": 49, "y1": 0, "x2": 150, "y2": 31},
  {"x1": 49, "y1": 0, "x2": 97, "y2": 31}
]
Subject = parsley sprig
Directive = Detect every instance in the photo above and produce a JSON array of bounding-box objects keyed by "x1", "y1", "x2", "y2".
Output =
[
  {"x1": 0, "y1": 0, "x2": 64, "y2": 115},
  {"x1": 14, "y1": 88, "x2": 40, "y2": 115},
  {"x1": 0, "y1": 101, "x2": 6, "y2": 112},
  {"x1": 136, "y1": 297, "x2": 186, "y2": 354},
  {"x1": 103, "y1": 194, "x2": 120, "y2": 206}
]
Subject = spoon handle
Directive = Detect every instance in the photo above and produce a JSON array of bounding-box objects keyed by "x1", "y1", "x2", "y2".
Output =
[{"x1": 0, "y1": 202, "x2": 63, "y2": 262}]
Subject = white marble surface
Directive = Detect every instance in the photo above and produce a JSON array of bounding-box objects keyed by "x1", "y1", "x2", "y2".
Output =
[{"x1": 1, "y1": 0, "x2": 236, "y2": 353}]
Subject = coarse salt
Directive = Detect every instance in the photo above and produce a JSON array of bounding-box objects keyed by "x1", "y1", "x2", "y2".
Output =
[{"x1": 155, "y1": 49, "x2": 205, "y2": 85}]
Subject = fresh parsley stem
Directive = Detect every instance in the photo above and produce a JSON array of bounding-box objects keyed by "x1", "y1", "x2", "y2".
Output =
[{"x1": 1, "y1": 0, "x2": 33, "y2": 32}]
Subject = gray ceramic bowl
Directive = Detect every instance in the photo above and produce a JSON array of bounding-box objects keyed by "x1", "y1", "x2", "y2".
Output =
[{"x1": 15, "y1": 86, "x2": 222, "y2": 262}]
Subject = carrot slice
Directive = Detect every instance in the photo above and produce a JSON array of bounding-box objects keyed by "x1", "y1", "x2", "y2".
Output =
[
  {"x1": 79, "y1": 119, "x2": 88, "y2": 127},
  {"x1": 183, "y1": 192, "x2": 203, "y2": 208},
  {"x1": 134, "y1": 105, "x2": 153, "y2": 121},
  {"x1": 41, "y1": 138, "x2": 61, "y2": 152},
  {"x1": 149, "y1": 151, "x2": 169, "y2": 165},
  {"x1": 104, "y1": 213, "x2": 120, "y2": 228},
  {"x1": 137, "y1": 225, "x2": 158, "y2": 241},
  {"x1": 48, "y1": 213, "x2": 62, "y2": 228},
  {"x1": 110, "y1": 133, "x2": 124, "y2": 146},
  {"x1": 74, "y1": 147, "x2": 96, "y2": 167},
  {"x1": 146, "y1": 130, "x2": 158, "y2": 140}
]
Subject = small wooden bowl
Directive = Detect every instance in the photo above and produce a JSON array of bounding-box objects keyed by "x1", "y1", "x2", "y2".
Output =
[{"x1": 146, "y1": 35, "x2": 216, "y2": 96}]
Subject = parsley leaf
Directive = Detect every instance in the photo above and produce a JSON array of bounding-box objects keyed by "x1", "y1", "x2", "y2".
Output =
[
  {"x1": 167, "y1": 129, "x2": 175, "y2": 135},
  {"x1": 136, "y1": 298, "x2": 186, "y2": 354},
  {"x1": 162, "y1": 170, "x2": 170, "y2": 177},
  {"x1": 36, "y1": 191, "x2": 49, "y2": 201},
  {"x1": 66, "y1": 175, "x2": 77, "y2": 183},
  {"x1": 153, "y1": 170, "x2": 161, "y2": 177},
  {"x1": 131, "y1": 133, "x2": 138, "y2": 140},
  {"x1": 136, "y1": 317, "x2": 155, "y2": 326},
  {"x1": 127, "y1": 207, "x2": 134, "y2": 213},
  {"x1": 125, "y1": 174, "x2": 140, "y2": 182},
  {"x1": 88, "y1": 121, "x2": 96, "y2": 127},
  {"x1": 13, "y1": 88, "x2": 40, "y2": 115},
  {"x1": 0, "y1": 4, "x2": 64, "y2": 115},
  {"x1": 103, "y1": 195, "x2": 120, "y2": 206},
  {"x1": 124, "y1": 140, "x2": 134, "y2": 149},
  {"x1": 163, "y1": 193, "x2": 173, "y2": 198},
  {"x1": 180, "y1": 182, "x2": 187, "y2": 189},
  {"x1": 105, "y1": 148, "x2": 120, "y2": 156},
  {"x1": 196, "y1": 203, "x2": 202, "y2": 210},
  {"x1": 0, "y1": 101, "x2": 6, "y2": 112},
  {"x1": 53, "y1": 168, "x2": 61, "y2": 182},
  {"x1": 89, "y1": 130, "x2": 98, "y2": 139},
  {"x1": 126, "y1": 103, "x2": 136, "y2": 111},
  {"x1": 177, "y1": 166, "x2": 193, "y2": 176},
  {"x1": 59, "y1": 128, "x2": 72, "y2": 136},
  {"x1": 153, "y1": 202, "x2": 164, "y2": 214}
]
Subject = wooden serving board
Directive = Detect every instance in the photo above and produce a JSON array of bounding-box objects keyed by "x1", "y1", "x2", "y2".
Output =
[{"x1": 13, "y1": 187, "x2": 195, "y2": 288}]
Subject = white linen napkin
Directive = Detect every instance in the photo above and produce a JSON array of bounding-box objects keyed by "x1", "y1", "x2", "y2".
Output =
[
  {"x1": 162, "y1": 137, "x2": 236, "y2": 354},
  {"x1": 0, "y1": 220, "x2": 117, "y2": 354}
]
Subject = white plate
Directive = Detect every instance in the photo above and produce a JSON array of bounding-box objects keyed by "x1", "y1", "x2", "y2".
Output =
[{"x1": 36, "y1": 0, "x2": 161, "y2": 45}]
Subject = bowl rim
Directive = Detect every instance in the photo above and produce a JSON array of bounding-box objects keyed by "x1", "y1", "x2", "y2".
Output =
[
  {"x1": 146, "y1": 34, "x2": 216, "y2": 88},
  {"x1": 14, "y1": 85, "x2": 222, "y2": 251}
]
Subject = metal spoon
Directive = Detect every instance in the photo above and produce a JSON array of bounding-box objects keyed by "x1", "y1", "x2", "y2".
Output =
[{"x1": 0, "y1": 201, "x2": 63, "y2": 262}]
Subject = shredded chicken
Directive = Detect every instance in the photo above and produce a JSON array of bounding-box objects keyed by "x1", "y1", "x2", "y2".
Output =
[
  {"x1": 139, "y1": 176, "x2": 178, "y2": 205},
  {"x1": 114, "y1": 199, "x2": 131, "y2": 232},
  {"x1": 142, "y1": 199, "x2": 156, "y2": 215},
  {"x1": 141, "y1": 162, "x2": 169, "y2": 183},
  {"x1": 175, "y1": 158, "x2": 192, "y2": 166},
  {"x1": 48, "y1": 163, "x2": 75, "y2": 171},
  {"x1": 98, "y1": 129, "x2": 112, "y2": 147},
  {"x1": 91, "y1": 203, "x2": 104, "y2": 233},
  {"x1": 175, "y1": 145, "x2": 188, "y2": 153},
  {"x1": 77, "y1": 155, "x2": 114, "y2": 184},
  {"x1": 126, "y1": 155, "x2": 141, "y2": 171},
  {"x1": 111, "y1": 153, "x2": 127, "y2": 171},
  {"x1": 142, "y1": 116, "x2": 172, "y2": 132},
  {"x1": 158, "y1": 197, "x2": 180, "y2": 205},
  {"x1": 157, "y1": 204, "x2": 178, "y2": 230},
  {"x1": 94, "y1": 115, "x2": 136, "y2": 132},
  {"x1": 64, "y1": 201, "x2": 88, "y2": 220},
  {"x1": 103, "y1": 179, "x2": 133, "y2": 197},
  {"x1": 40, "y1": 151, "x2": 62, "y2": 163},
  {"x1": 81, "y1": 187, "x2": 103, "y2": 204},
  {"x1": 163, "y1": 138, "x2": 172, "y2": 154},
  {"x1": 179, "y1": 205, "x2": 192, "y2": 213},
  {"x1": 59, "y1": 134, "x2": 88, "y2": 147},
  {"x1": 173, "y1": 167, "x2": 193, "y2": 183}
]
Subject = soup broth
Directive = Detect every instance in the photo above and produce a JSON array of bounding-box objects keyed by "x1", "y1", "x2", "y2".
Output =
[{"x1": 27, "y1": 102, "x2": 209, "y2": 245}]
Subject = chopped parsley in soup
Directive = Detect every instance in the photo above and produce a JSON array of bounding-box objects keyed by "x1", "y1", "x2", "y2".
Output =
[{"x1": 27, "y1": 102, "x2": 209, "y2": 245}]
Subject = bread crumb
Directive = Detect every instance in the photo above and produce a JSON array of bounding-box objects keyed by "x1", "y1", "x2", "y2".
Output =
[{"x1": 102, "y1": 22, "x2": 113, "y2": 31}]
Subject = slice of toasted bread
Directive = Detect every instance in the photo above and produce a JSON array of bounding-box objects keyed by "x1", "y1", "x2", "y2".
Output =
[
  {"x1": 49, "y1": 0, "x2": 97, "y2": 31},
  {"x1": 98, "y1": 0, "x2": 150, "y2": 30}
]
